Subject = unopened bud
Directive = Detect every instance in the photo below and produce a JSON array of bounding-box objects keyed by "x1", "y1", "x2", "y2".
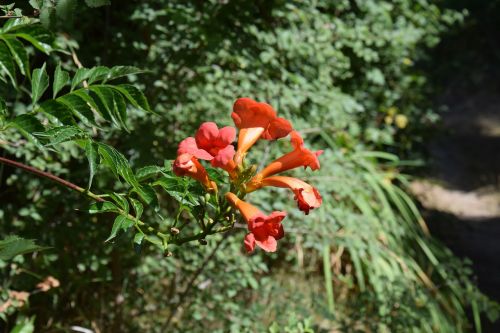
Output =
[
  {"x1": 204, "y1": 193, "x2": 211, "y2": 202},
  {"x1": 199, "y1": 239, "x2": 208, "y2": 245},
  {"x1": 164, "y1": 251, "x2": 173, "y2": 257},
  {"x1": 170, "y1": 227, "x2": 180, "y2": 235}
]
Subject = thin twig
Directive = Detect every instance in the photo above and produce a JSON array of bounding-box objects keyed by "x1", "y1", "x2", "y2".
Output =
[
  {"x1": 0, "y1": 156, "x2": 104, "y2": 202},
  {"x1": 0, "y1": 15, "x2": 22, "y2": 19}
]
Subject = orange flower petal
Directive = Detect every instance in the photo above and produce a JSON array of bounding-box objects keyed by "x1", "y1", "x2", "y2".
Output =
[
  {"x1": 252, "y1": 176, "x2": 322, "y2": 215},
  {"x1": 261, "y1": 117, "x2": 293, "y2": 140},
  {"x1": 250, "y1": 131, "x2": 322, "y2": 181},
  {"x1": 173, "y1": 153, "x2": 217, "y2": 191},
  {"x1": 232, "y1": 98, "x2": 293, "y2": 165},
  {"x1": 225, "y1": 192, "x2": 286, "y2": 253}
]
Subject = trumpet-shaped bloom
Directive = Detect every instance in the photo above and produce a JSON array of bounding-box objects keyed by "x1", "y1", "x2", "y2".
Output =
[
  {"x1": 232, "y1": 98, "x2": 292, "y2": 164},
  {"x1": 178, "y1": 122, "x2": 236, "y2": 172},
  {"x1": 248, "y1": 131, "x2": 323, "y2": 187},
  {"x1": 173, "y1": 153, "x2": 217, "y2": 192},
  {"x1": 225, "y1": 192, "x2": 286, "y2": 252},
  {"x1": 247, "y1": 176, "x2": 322, "y2": 215}
]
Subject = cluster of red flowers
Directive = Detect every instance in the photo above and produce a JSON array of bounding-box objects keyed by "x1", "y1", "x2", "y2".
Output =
[{"x1": 173, "y1": 98, "x2": 323, "y2": 253}]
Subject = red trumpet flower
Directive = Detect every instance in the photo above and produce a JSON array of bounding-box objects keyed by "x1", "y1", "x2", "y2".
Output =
[
  {"x1": 246, "y1": 176, "x2": 322, "y2": 215},
  {"x1": 225, "y1": 192, "x2": 286, "y2": 253},
  {"x1": 173, "y1": 153, "x2": 217, "y2": 192},
  {"x1": 231, "y1": 98, "x2": 292, "y2": 165},
  {"x1": 178, "y1": 122, "x2": 237, "y2": 173},
  {"x1": 248, "y1": 131, "x2": 323, "y2": 187}
]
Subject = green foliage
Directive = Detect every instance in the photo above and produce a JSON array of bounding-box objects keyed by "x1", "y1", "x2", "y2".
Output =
[
  {"x1": 0, "y1": 235, "x2": 47, "y2": 260},
  {"x1": 0, "y1": 1, "x2": 496, "y2": 333}
]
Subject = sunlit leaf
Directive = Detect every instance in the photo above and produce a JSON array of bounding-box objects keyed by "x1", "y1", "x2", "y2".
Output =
[
  {"x1": 53, "y1": 63, "x2": 70, "y2": 98},
  {"x1": 31, "y1": 63, "x2": 49, "y2": 105}
]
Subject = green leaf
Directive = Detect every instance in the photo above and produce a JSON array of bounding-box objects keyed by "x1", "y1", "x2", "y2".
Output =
[
  {"x1": 97, "y1": 143, "x2": 141, "y2": 189},
  {"x1": 0, "y1": 40, "x2": 17, "y2": 86},
  {"x1": 12, "y1": 24, "x2": 53, "y2": 54},
  {"x1": 89, "y1": 86, "x2": 115, "y2": 123},
  {"x1": 129, "y1": 198, "x2": 144, "y2": 220},
  {"x1": 87, "y1": 66, "x2": 110, "y2": 85},
  {"x1": 133, "y1": 232, "x2": 144, "y2": 253},
  {"x1": 134, "y1": 185, "x2": 158, "y2": 207},
  {"x1": 35, "y1": 125, "x2": 86, "y2": 146},
  {"x1": 10, "y1": 316, "x2": 35, "y2": 333},
  {"x1": 153, "y1": 174, "x2": 185, "y2": 192},
  {"x1": 106, "y1": 66, "x2": 144, "y2": 82},
  {"x1": 153, "y1": 175, "x2": 198, "y2": 207},
  {"x1": 84, "y1": 139, "x2": 98, "y2": 190},
  {"x1": 112, "y1": 89, "x2": 129, "y2": 130},
  {"x1": 85, "y1": 0, "x2": 111, "y2": 7},
  {"x1": 38, "y1": 99, "x2": 76, "y2": 126},
  {"x1": 109, "y1": 193, "x2": 129, "y2": 213},
  {"x1": 112, "y1": 84, "x2": 152, "y2": 112},
  {"x1": 88, "y1": 201, "x2": 119, "y2": 214},
  {"x1": 53, "y1": 63, "x2": 70, "y2": 98},
  {"x1": 31, "y1": 63, "x2": 49, "y2": 105},
  {"x1": 69, "y1": 89, "x2": 100, "y2": 122},
  {"x1": 29, "y1": 0, "x2": 42, "y2": 9},
  {"x1": 71, "y1": 67, "x2": 90, "y2": 91},
  {"x1": 0, "y1": 18, "x2": 25, "y2": 33},
  {"x1": 40, "y1": 3, "x2": 56, "y2": 30},
  {"x1": 133, "y1": 232, "x2": 144, "y2": 245},
  {"x1": 106, "y1": 215, "x2": 134, "y2": 242},
  {"x1": 0, "y1": 36, "x2": 29, "y2": 77},
  {"x1": 0, "y1": 235, "x2": 48, "y2": 260},
  {"x1": 136, "y1": 165, "x2": 163, "y2": 182},
  {"x1": 57, "y1": 93, "x2": 97, "y2": 127},
  {"x1": 7, "y1": 114, "x2": 44, "y2": 148},
  {"x1": 44, "y1": 103, "x2": 77, "y2": 127}
]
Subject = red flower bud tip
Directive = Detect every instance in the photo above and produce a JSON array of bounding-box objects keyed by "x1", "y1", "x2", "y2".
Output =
[
  {"x1": 250, "y1": 131, "x2": 323, "y2": 184},
  {"x1": 173, "y1": 153, "x2": 217, "y2": 192},
  {"x1": 178, "y1": 122, "x2": 237, "y2": 174},
  {"x1": 232, "y1": 98, "x2": 292, "y2": 165},
  {"x1": 247, "y1": 176, "x2": 322, "y2": 215},
  {"x1": 225, "y1": 192, "x2": 286, "y2": 253}
]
